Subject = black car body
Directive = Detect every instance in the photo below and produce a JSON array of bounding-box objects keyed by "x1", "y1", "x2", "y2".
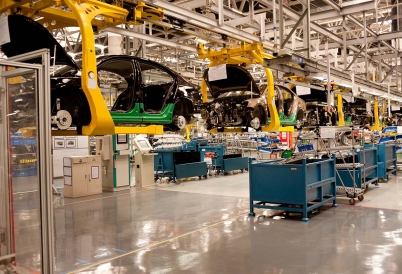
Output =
[{"x1": 2, "y1": 15, "x2": 201, "y2": 133}]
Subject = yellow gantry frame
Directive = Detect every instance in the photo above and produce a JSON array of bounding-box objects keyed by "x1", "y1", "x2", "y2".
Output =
[
  {"x1": 2, "y1": 0, "x2": 164, "y2": 136},
  {"x1": 371, "y1": 101, "x2": 382, "y2": 131},
  {"x1": 337, "y1": 93, "x2": 345, "y2": 126},
  {"x1": 63, "y1": 0, "x2": 127, "y2": 135},
  {"x1": 197, "y1": 42, "x2": 283, "y2": 132}
]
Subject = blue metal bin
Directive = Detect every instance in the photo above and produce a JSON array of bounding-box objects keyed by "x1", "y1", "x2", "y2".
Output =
[
  {"x1": 377, "y1": 143, "x2": 397, "y2": 180},
  {"x1": 154, "y1": 149, "x2": 207, "y2": 182},
  {"x1": 249, "y1": 158, "x2": 337, "y2": 222}
]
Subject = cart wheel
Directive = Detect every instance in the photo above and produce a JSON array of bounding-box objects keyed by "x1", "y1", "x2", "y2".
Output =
[
  {"x1": 349, "y1": 198, "x2": 356, "y2": 205},
  {"x1": 358, "y1": 195, "x2": 364, "y2": 201}
]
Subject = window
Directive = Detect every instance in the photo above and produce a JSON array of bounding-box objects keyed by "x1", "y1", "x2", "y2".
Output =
[
  {"x1": 138, "y1": 62, "x2": 174, "y2": 112},
  {"x1": 139, "y1": 62, "x2": 173, "y2": 86},
  {"x1": 98, "y1": 60, "x2": 135, "y2": 112}
]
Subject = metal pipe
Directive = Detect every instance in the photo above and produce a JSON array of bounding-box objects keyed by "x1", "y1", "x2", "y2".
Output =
[
  {"x1": 304, "y1": 0, "x2": 311, "y2": 59},
  {"x1": 343, "y1": 17, "x2": 347, "y2": 70},
  {"x1": 327, "y1": 55, "x2": 331, "y2": 109},
  {"x1": 279, "y1": 0, "x2": 284, "y2": 48},
  {"x1": 388, "y1": 82, "x2": 391, "y2": 116},
  {"x1": 363, "y1": 11, "x2": 368, "y2": 80},
  {"x1": 218, "y1": 0, "x2": 224, "y2": 26},
  {"x1": 249, "y1": 0, "x2": 254, "y2": 23},
  {"x1": 273, "y1": 0, "x2": 277, "y2": 47},
  {"x1": 396, "y1": 39, "x2": 399, "y2": 91}
]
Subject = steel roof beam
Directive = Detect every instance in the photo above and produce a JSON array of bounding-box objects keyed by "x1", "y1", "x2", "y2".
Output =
[
  {"x1": 106, "y1": 27, "x2": 197, "y2": 52},
  {"x1": 143, "y1": 0, "x2": 276, "y2": 49},
  {"x1": 260, "y1": 0, "x2": 391, "y2": 70}
]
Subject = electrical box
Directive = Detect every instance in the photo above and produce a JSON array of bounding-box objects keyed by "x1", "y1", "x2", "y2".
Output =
[
  {"x1": 63, "y1": 156, "x2": 102, "y2": 198},
  {"x1": 133, "y1": 136, "x2": 156, "y2": 188}
]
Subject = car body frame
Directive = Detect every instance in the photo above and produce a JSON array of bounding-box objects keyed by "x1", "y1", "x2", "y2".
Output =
[{"x1": 2, "y1": 15, "x2": 200, "y2": 133}]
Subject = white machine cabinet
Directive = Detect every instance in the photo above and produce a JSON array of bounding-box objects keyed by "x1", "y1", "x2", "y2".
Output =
[
  {"x1": 63, "y1": 156, "x2": 102, "y2": 198},
  {"x1": 96, "y1": 134, "x2": 131, "y2": 192},
  {"x1": 133, "y1": 137, "x2": 157, "y2": 188}
]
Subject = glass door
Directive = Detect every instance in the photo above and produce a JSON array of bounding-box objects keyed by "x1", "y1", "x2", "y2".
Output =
[{"x1": 0, "y1": 51, "x2": 54, "y2": 273}]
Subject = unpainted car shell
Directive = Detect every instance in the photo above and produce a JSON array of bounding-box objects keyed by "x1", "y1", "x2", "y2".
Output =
[
  {"x1": 202, "y1": 64, "x2": 268, "y2": 129},
  {"x1": 274, "y1": 85, "x2": 306, "y2": 125}
]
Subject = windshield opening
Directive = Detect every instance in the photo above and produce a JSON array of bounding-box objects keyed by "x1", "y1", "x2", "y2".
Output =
[{"x1": 217, "y1": 90, "x2": 260, "y2": 99}]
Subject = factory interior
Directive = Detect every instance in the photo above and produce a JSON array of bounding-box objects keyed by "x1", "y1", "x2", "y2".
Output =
[{"x1": 2, "y1": 0, "x2": 402, "y2": 273}]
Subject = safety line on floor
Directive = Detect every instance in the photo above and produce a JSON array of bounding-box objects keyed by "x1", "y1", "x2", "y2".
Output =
[
  {"x1": 13, "y1": 190, "x2": 39, "y2": 195},
  {"x1": 67, "y1": 210, "x2": 248, "y2": 273},
  {"x1": 345, "y1": 204, "x2": 402, "y2": 211},
  {"x1": 54, "y1": 188, "x2": 156, "y2": 208},
  {"x1": 139, "y1": 185, "x2": 251, "y2": 199}
]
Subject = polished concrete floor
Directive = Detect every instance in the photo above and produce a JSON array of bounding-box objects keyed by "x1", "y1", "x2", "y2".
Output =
[{"x1": 11, "y1": 171, "x2": 402, "y2": 273}]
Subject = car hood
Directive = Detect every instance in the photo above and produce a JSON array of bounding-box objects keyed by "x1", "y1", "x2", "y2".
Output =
[
  {"x1": 1, "y1": 15, "x2": 79, "y2": 70},
  {"x1": 203, "y1": 64, "x2": 260, "y2": 98}
]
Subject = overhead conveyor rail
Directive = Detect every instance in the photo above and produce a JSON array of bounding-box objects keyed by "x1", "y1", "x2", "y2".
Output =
[{"x1": 263, "y1": 52, "x2": 399, "y2": 101}]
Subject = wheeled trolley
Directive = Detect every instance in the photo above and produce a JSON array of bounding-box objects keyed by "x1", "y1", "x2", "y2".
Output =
[{"x1": 336, "y1": 163, "x2": 366, "y2": 205}]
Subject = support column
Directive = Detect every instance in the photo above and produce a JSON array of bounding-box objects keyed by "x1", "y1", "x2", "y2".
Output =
[
  {"x1": 279, "y1": 0, "x2": 284, "y2": 48},
  {"x1": 396, "y1": 39, "x2": 399, "y2": 91},
  {"x1": 400, "y1": 56, "x2": 402, "y2": 92},
  {"x1": 303, "y1": 0, "x2": 311, "y2": 59},
  {"x1": 273, "y1": 0, "x2": 277, "y2": 47},
  {"x1": 343, "y1": 16, "x2": 347, "y2": 70},
  {"x1": 327, "y1": 56, "x2": 331, "y2": 109},
  {"x1": 363, "y1": 11, "x2": 368, "y2": 80},
  {"x1": 141, "y1": 24, "x2": 146, "y2": 58},
  {"x1": 108, "y1": 32, "x2": 122, "y2": 55}
]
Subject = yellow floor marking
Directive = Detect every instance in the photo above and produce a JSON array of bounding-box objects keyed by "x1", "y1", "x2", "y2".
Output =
[{"x1": 55, "y1": 188, "x2": 156, "y2": 207}]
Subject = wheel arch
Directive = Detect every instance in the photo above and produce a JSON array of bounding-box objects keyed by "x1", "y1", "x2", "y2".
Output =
[
  {"x1": 173, "y1": 97, "x2": 195, "y2": 117},
  {"x1": 51, "y1": 85, "x2": 91, "y2": 127}
]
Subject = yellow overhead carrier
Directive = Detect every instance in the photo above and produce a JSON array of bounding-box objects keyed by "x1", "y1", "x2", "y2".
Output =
[
  {"x1": 197, "y1": 42, "x2": 286, "y2": 132},
  {"x1": 371, "y1": 101, "x2": 382, "y2": 131},
  {"x1": 2, "y1": 1, "x2": 164, "y2": 136},
  {"x1": 337, "y1": 93, "x2": 345, "y2": 126}
]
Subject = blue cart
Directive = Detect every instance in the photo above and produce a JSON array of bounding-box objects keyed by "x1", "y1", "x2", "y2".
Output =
[
  {"x1": 154, "y1": 149, "x2": 208, "y2": 183},
  {"x1": 199, "y1": 144, "x2": 249, "y2": 175},
  {"x1": 249, "y1": 157, "x2": 337, "y2": 222}
]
